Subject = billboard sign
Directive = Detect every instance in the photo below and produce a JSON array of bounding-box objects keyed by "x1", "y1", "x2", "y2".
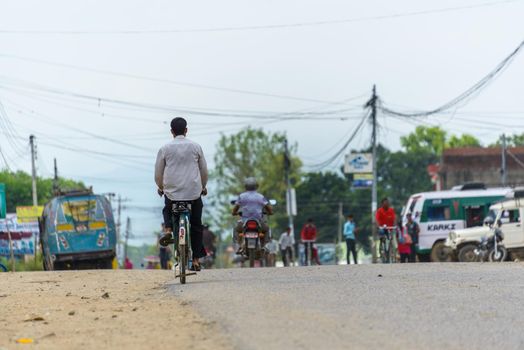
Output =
[
  {"x1": 0, "y1": 184, "x2": 5, "y2": 219},
  {"x1": 16, "y1": 206, "x2": 44, "y2": 223},
  {"x1": 286, "y1": 188, "x2": 297, "y2": 216},
  {"x1": 0, "y1": 214, "x2": 38, "y2": 256},
  {"x1": 344, "y1": 153, "x2": 373, "y2": 174},
  {"x1": 352, "y1": 173, "x2": 373, "y2": 189}
]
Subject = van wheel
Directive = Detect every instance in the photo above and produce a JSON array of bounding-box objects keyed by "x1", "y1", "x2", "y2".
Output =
[
  {"x1": 431, "y1": 241, "x2": 453, "y2": 262},
  {"x1": 457, "y1": 244, "x2": 478, "y2": 262}
]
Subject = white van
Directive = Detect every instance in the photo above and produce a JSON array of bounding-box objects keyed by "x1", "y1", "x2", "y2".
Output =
[{"x1": 402, "y1": 184, "x2": 511, "y2": 262}]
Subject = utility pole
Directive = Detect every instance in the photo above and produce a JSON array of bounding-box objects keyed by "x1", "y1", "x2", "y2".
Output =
[
  {"x1": 367, "y1": 85, "x2": 379, "y2": 263},
  {"x1": 6, "y1": 217, "x2": 15, "y2": 272},
  {"x1": 29, "y1": 135, "x2": 38, "y2": 206},
  {"x1": 337, "y1": 202, "x2": 343, "y2": 264},
  {"x1": 501, "y1": 134, "x2": 507, "y2": 187},
  {"x1": 284, "y1": 138, "x2": 294, "y2": 235},
  {"x1": 124, "y1": 217, "x2": 131, "y2": 260},
  {"x1": 53, "y1": 158, "x2": 59, "y2": 195},
  {"x1": 29, "y1": 135, "x2": 39, "y2": 263},
  {"x1": 117, "y1": 195, "x2": 122, "y2": 243}
]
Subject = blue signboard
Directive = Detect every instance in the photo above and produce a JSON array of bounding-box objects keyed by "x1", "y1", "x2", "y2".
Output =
[{"x1": 0, "y1": 184, "x2": 5, "y2": 219}]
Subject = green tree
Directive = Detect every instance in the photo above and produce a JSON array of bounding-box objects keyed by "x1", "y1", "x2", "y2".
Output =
[
  {"x1": 0, "y1": 170, "x2": 85, "y2": 212},
  {"x1": 295, "y1": 171, "x2": 371, "y2": 251},
  {"x1": 401, "y1": 126, "x2": 481, "y2": 155},
  {"x1": 212, "y1": 128, "x2": 302, "y2": 231},
  {"x1": 447, "y1": 134, "x2": 481, "y2": 148},
  {"x1": 490, "y1": 133, "x2": 524, "y2": 147},
  {"x1": 400, "y1": 126, "x2": 447, "y2": 155},
  {"x1": 377, "y1": 145, "x2": 436, "y2": 209}
]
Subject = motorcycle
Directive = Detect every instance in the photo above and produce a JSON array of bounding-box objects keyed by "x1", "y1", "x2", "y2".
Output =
[
  {"x1": 241, "y1": 219, "x2": 266, "y2": 268},
  {"x1": 474, "y1": 227, "x2": 507, "y2": 262}
]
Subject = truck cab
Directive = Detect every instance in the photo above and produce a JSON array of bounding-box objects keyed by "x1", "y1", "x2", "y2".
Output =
[
  {"x1": 446, "y1": 191, "x2": 524, "y2": 262},
  {"x1": 40, "y1": 190, "x2": 117, "y2": 270}
]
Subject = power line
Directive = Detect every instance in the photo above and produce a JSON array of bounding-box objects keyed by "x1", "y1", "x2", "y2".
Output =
[
  {"x1": 0, "y1": 55, "x2": 367, "y2": 106},
  {"x1": 0, "y1": 77, "x2": 366, "y2": 121},
  {"x1": 380, "y1": 38, "x2": 524, "y2": 118},
  {"x1": 306, "y1": 111, "x2": 370, "y2": 170},
  {"x1": 0, "y1": 0, "x2": 518, "y2": 35}
]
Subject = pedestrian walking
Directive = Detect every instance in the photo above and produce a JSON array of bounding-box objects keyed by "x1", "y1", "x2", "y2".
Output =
[
  {"x1": 312, "y1": 244, "x2": 322, "y2": 265},
  {"x1": 279, "y1": 227, "x2": 295, "y2": 267},
  {"x1": 397, "y1": 219, "x2": 412, "y2": 263},
  {"x1": 300, "y1": 218, "x2": 317, "y2": 266},
  {"x1": 405, "y1": 212, "x2": 420, "y2": 263},
  {"x1": 124, "y1": 257, "x2": 133, "y2": 269},
  {"x1": 343, "y1": 214, "x2": 358, "y2": 264},
  {"x1": 265, "y1": 238, "x2": 278, "y2": 267}
]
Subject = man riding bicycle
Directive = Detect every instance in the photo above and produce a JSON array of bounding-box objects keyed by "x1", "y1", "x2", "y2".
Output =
[
  {"x1": 155, "y1": 117, "x2": 208, "y2": 271},
  {"x1": 232, "y1": 177, "x2": 273, "y2": 254},
  {"x1": 376, "y1": 197, "x2": 396, "y2": 240}
]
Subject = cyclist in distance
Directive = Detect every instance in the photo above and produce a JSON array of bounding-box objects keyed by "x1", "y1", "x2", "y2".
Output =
[
  {"x1": 376, "y1": 197, "x2": 396, "y2": 239},
  {"x1": 232, "y1": 177, "x2": 273, "y2": 254},
  {"x1": 155, "y1": 117, "x2": 208, "y2": 271}
]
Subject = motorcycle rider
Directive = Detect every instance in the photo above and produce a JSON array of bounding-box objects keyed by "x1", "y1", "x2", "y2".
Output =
[{"x1": 232, "y1": 177, "x2": 273, "y2": 254}]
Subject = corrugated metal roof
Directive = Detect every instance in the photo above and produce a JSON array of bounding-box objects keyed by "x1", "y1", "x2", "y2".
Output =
[{"x1": 443, "y1": 147, "x2": 524, "y2": 157}]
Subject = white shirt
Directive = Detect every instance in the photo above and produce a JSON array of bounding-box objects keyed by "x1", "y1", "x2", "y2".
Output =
[
  {"x1": 154, "y1": 136, "x2": 208, "y2": 201},
  {"x1": 279, "y1": 232, "x2": 295, "y2": 250}
]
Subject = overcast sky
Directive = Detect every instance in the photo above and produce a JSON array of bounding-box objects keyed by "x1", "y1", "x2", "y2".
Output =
[{"x1": 0, "y1": 0, "x2": 523, "y2": 244}]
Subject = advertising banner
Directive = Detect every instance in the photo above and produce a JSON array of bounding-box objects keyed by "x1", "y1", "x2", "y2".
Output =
[
  {"x1": 16, "y1": 206, "x2": 44, "y2": 223},
  {"x1": 0, "y1": 184, "x2": 6, "y2": 219},
  {"x1": 0, "y1": 214, "x2": 39, "y2": 256},
  {"x1": 352, "y1": 173, "x2": 373, "y2": 189},
  {"x1": 344, "y1": 153, "x2": 373, "y2": 174}
]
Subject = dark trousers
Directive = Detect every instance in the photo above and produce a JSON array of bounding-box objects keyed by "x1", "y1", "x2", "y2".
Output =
[
  {"x1": 162, "y1": 196, "x2": 206, "y2": 259},
  {"x1": 409, "y1": 245, "x2": 418, "y2": 263},
  {"x1": 159, "y1": 248, "x2": 169, "y2": 269},
  {"x1": 303, "y1": 242, "x2": 314, "y2": 266},
  {"x1": 281, "y1": 247, "x2": 293, "y2": 267},
  {"x1": 400, "y1": 253, "x2": 410, "y2": 263},
  {"x1": 346, "y1": 238, "x2": 358, "y2": 264}
]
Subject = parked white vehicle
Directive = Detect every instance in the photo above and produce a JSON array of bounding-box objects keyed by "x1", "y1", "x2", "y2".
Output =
[
  {"x1": 402, "y1": 184, "x2": 510, "y2": 262},
  {"x1": 446, "y1": 192, "x2": 524, "y2": 262}
]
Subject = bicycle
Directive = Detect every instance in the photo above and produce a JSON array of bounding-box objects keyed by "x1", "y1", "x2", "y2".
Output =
[
  {"x1": 379, "y1": 226, "x2": 397, "y2": 263},
  {"x1": 170, "y1": 201, "x2": 196, "y2": 284}
]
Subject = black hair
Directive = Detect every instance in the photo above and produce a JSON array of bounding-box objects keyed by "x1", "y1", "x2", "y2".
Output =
[
  {"x1": 171, "y1": 117, "x2": 187, "y2": 136},
  {"x1": 347, "y1": 214, "x2": 354, "y2": 219},
  {"x1": 307, "y1": 218, "x2": 313, "y2": 223},
  {"x1": 381, "y1": 197, "x2": 389, "y2": 204}
]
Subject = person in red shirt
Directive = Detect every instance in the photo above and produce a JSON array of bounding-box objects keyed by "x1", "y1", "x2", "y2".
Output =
[
  {"x1": 375, "y1": 198, "x2": 396, "y2": 238},
  {"x1": 300, "y1": 218, "x2": 317, "y2": 266},
  {"x1": 396, "y1": 219, "x2": 411, "y2": 263}
]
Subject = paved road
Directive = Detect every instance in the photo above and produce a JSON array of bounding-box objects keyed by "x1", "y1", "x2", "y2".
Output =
[{"x1": 170, "y1": 263, "x2": 524, "y2": 350}]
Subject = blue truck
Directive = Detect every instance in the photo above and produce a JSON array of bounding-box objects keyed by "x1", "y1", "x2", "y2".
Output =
[{"x1": 39, "y1": 190, "x2": 117, "y2": 270}]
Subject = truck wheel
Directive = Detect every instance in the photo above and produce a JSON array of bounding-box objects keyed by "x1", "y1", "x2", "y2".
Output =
[
  {"x1": 457, "y1": 244, "x2": 478, "y2": 262},
  {"x1": 431, "y1": 241, "x2": 453, "y2": 262}
]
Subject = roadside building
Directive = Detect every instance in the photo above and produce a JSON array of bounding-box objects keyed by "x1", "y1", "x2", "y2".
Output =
[{"x1": 439, "y1": 147, "x2": 524, "y2": 189}]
